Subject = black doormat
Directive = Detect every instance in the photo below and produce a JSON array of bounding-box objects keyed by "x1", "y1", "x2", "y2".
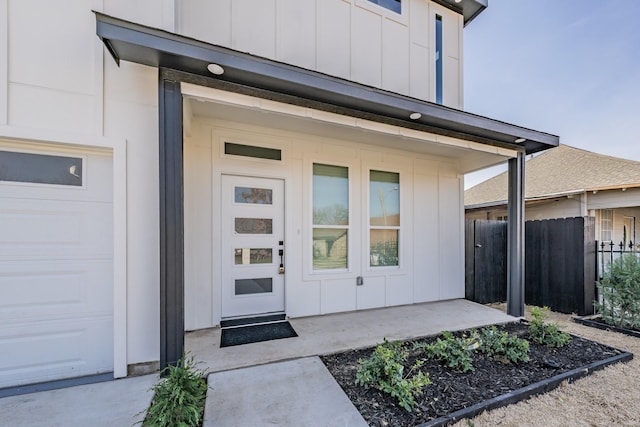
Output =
[{"x1": 220, "y1": 321, "x2": 298, "y2": 347}]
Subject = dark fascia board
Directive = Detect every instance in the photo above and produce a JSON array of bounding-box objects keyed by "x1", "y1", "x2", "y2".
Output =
[
  {"x1": 433, "y1": 0, "x2": 488, "y2": 26},
  {"x1": 95, "y1": 12, "x2": 558, "y2": 155}
]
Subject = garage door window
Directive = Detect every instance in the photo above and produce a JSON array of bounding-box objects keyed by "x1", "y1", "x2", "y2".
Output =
[{"x1": 0, "y1": 151, "x2": 83, "y2": 186}]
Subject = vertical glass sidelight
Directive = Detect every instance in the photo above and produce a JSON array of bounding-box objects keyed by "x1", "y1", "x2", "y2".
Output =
[
  {"x1": 312, "y1": 163, "x2": 349, "y2": 270},
  {"x1": 435, "y1": 15, "x2": 443, "y2": 105},
  {"x1": 370, "y1": 170, "x2": 400, "y2": 267}
]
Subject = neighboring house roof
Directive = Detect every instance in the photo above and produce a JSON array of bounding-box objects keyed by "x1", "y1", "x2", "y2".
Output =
[{"x1": 465, "y1": 145, "x2": 640, "y2": 207}]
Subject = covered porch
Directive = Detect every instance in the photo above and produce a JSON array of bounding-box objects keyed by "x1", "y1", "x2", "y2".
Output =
[{"x1": 185, "y1": 299, "x2": 514, "y2": 373}]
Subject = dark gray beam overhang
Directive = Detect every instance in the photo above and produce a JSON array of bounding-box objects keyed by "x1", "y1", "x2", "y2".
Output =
[
  {"x1": 435, "y1": 0, "x2": 488, "y2": 26},
  {"x1": 95, "y1": 12, "x2": 557, "y2": 155}
]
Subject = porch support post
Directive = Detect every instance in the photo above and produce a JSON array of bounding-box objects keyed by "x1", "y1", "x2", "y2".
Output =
[
  {"x1": 507, "y1": 151, "x2": 525, "y2": 317},
  {"x1": 159, "y1": 72, "x2": 184, "y2": 370}
]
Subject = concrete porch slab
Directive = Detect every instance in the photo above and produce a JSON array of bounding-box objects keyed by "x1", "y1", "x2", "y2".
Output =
[
  {"x1": 186, "y1": 299, "x2": 515, "y2": 374},
  {"x1": 204, "y1": 357, "x2": 368, "y2": 427}
]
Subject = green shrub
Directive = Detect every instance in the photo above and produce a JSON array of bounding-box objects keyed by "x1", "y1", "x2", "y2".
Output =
[
  {"x1": 595, "y1": 254, "x2": 640, "y2": 329},
  {"x1": 416, "y1": 331, "x2": 477, "y2": 372},
  {"x1": 355, "y1": 339, "x2": 431, "y2": 412},
  {"x1": 528, "y1": 306, "x2": 570, "y2": 347},
  {"x1": 143, "y1": 356, "x2": 208, "y2": 427},
  {"x1": 478, "y1": 326, "x2": 529, "y2": 364}
]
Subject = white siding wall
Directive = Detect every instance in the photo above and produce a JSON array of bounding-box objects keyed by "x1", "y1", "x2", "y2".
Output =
[
  {"x1": 176, "y1": 0, "x2": 464, "y2": 108},
  {"x1": 0, "y1": 0, "x2": 166, "y2": 369},
  {"x1": 184, "y1": 117, "x2": 465, "y2": 328},
  {"x1": 0, "y1": 0, "x2": 468, "y2": 373}
]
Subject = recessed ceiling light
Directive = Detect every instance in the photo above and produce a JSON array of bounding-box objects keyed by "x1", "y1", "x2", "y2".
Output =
[
  {"x1": 409, "y1": 112, "x2": 422, "y2": 120},
  {"x1": 207, "y1": 63, "x2": 225, "y2": 75},
  {"x1": 515, "y1": 138, "x2": 526, "y2": 143},
  {"x1": 455, "y1": 0, "x2": 462, "y2": 3}
]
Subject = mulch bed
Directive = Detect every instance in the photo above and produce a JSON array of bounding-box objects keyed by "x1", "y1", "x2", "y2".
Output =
[
  {"x1": 573, "y1": 316, "x2": 640, "y2": 338},
  {"x1": 321, "y1": 322, "x2": 630, "y2": 427}
]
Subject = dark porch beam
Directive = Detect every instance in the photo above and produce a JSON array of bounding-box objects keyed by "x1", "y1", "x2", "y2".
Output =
[
  {"x1": 507, "y1": 152, "x2": 525, "y2": 317},
  {"x1": 159, "y1": 72, "x2": 184, "y2": 369}
]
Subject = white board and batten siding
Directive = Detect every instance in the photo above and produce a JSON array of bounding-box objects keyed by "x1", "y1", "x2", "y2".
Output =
[
  {"x1": 0, "y1": 142, "x2": 114, "y2": 388},
  {"x1": 183, "y1": 117, "x2": 465, "y2": 330},
  {"x1": 176, "y1": 0, "x2": 463, "y2": 109}
]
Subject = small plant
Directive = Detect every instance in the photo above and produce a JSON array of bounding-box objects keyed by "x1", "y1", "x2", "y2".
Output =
[
  {"x1": 595, "y1": 254, "x2": 640, "y2": 329},
  {"x1": 142, "y1": 355, "x2": 208, "y2": 427},
  {"x1": 355, "y1": 339, "x2": 431, "y2": 412},
  {"x1": 528, "y1": 306, "x2": 570, "y2": 347},
  {"x1": 416, "y1": 331, "x2": 477, "y2": 372},
  {"x1": 478, "y1": 326, "x2": 529, "y2": 364}
]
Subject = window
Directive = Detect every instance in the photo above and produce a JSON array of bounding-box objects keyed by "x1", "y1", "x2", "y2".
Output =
[
  {"x1": 312, "y1": 163, "x2": 349, "y2": 270},
  {"x1": 367, "y1": 0, "x2": 401, "y2": 14},
  {"x1": 435, "y1": 15, "x2": 443, "y2": 104},
  {"x1": 224, "y1": 142, "x2": 281, "y2": 161},
  {"x1": 600, "y1": 209, "x2": 613, "y2": 242},
  {"x1": 0, "y1": 150, "x2": 83, "y2": 186},
  {"x1": 370, "y1": 170, "x2": 399, "y2": 267}
]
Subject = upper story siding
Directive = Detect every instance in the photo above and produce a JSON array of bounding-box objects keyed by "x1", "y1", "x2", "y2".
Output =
[
  {"x1": 176, "y1": 0, "x2": 464, "y2": 109},
  {"x1": 0, "y1": 0, "x2": 464, "y2": 138}
]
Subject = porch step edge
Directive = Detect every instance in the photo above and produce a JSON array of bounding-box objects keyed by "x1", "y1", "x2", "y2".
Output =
[{"x1": 220, "y1": 313, "x2": 286, "y2": 328}]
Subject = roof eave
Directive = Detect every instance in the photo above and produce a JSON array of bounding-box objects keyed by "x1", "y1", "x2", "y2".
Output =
[{"x1": 95, "y1": 11, "x2": 557, "y2": 155}]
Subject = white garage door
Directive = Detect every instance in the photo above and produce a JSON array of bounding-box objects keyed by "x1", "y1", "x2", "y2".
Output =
[{"x1": 0, "y1": 145, "x2": 114, "y2": 389}]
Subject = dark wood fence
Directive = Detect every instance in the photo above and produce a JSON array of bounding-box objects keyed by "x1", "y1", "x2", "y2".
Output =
[
  {"x1": 465, "y1": 217, "x2": 596, "y2": 315},
  {"x1": 465, "y1": 220, "x2": 507, "y2": 303}
]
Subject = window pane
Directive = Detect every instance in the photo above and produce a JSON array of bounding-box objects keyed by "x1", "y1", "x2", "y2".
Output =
[
  {"x1": 367, "y1": 0, "x2": 401, "y2": 14},
  {"x1": 370, "y1": 229, "x2": 398, "y2": 267},
  {"x1": 234, "y1": 187, "x2": 273, "y2": 204},
  {"x1": 313, "y1": 163, "x2": 348, "y2": 225},
  {"x1": 235, "y1": 278, "x2": 273, "y2": 295},
  {"x1": 313, "y1": 228, "x2": 348, "y2": 270},
  {"x1": 0, "y1": 151, "x2": 83, "y2": 186},
  {"x1": 225, "y1": 142, "x2": 282, "y2": 161},
  {"x1": 601, "y1": 209, "x2": 613, "y2": 242},
  {"x1": 234, "y1": 248, "x2": 273, "y2": 265},
  {"x1": 370, "y1": 170, "x2": 399, "y2": 226},
  {"x1": 235, "y1": 218, "x2": 273, "y2": 234},
  {"x1": 435, "y1": 15, "x2": 443, "y2": 104}
]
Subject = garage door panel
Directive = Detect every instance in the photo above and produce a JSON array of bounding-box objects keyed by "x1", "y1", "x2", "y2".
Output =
[
  {"x1": 0, "y1": 260, "x2": 112, "y2": 322},
  {"x1": 0, "y1": 199, "x2": 112, "y2": 259},
  {"x1": 0, "y1": 317, "x2": 113, "y2": 388},
  {"x1": 0, "y1": 147, "x2": 114, "y2": 389}
]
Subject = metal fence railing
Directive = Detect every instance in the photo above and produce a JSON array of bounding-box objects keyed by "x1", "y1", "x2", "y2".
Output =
[{"x1": 597, "y1": 240, "x2": 640, "y2": 279}]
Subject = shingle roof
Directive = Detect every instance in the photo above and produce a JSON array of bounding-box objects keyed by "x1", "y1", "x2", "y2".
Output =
[{"x1": 465, "y1": 145, "x2": 640, "y2": 207}]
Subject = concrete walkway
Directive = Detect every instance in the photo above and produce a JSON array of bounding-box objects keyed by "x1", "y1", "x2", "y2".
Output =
[
  {"x1": 0, "y1": 300, "x2": 515, "y2": 426},
  {"x1": 0, "y1": 373, "x2": 156, "y2": 427},
  {"x1": 204, "y1": 358, "x2": 368, "y2": 427}
]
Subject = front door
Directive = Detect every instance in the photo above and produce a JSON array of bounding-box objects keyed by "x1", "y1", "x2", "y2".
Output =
[{"x1": 221, "y1": 175, "x2": 285, "y2": 318}]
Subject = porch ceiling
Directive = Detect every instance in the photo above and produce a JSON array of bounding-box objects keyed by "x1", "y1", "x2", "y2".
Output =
[
  {"x1": 183, "y1": 89, "x2": 513, "y2": 174},
  {"x1": 95, "y1": 12, "x2": 558, "y2": 156}
]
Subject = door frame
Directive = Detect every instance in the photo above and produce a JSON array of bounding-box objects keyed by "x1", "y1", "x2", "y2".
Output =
[{"x1": 219, "y1": 174, "x2": 286, "y2": 319}]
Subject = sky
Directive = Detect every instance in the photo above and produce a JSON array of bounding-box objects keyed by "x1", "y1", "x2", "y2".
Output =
[{"x1": 463, "y1": 0, "x2": 640, "y2": 189}]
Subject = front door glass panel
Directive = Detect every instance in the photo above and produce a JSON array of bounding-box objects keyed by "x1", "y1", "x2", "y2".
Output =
[
  {"x1": 235, "y1": 218, "x2": 273, "y2": 234},
  {"x1": 234, "y1": 187, "x2": 273, "y2": 204},
  {"x1": 235, "y1": 278, "x2": 273, "y2": 295},
  {"x1": 234, "y1": 248, "x2": 273, "y2": 265}
]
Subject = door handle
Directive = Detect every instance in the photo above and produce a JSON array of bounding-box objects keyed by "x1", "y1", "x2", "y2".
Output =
[{"x1": 278, "y1": 245, "x2": 285, "y2": 274}]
